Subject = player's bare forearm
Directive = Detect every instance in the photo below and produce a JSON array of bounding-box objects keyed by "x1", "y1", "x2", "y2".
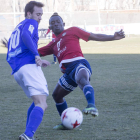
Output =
[
  {"x1": 88, "y1": 29, "x2": 125, "y2": 41},
  {"x1": 38, "y1": 45, "x2": 53, "y2": 57},
  {"x1": 88, "y1": 33, "x2": 114, "y2": 41}
]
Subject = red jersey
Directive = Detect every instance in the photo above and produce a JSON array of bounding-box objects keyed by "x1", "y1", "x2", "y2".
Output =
[
  {"x1": 38, "y1": 27, "x2": 90, "y2": 72},
  {"x1": 46, "y1": 29, "x2": 56, "y2": 39}
]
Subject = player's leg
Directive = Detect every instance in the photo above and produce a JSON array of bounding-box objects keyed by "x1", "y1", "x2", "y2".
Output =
[
  {"x1": 25, "y1": 65, "x2": 49, "y2": 138},
  {"x1": 75, "y1": 66, "x2": 98, "y2": 117},
  {"x1": 53, "y1": 54, "x2": 57, "y2": 63},
  {"x1": 52, "y1": 72, "x2": 78, "y2": 130},
  {"x1": 14, "y1": 73, "x2": 35, "y2": 128},
  {"x1": 53, "y1": 72, "x2": 78, "y2": 116},
  {"x1": 26, "y1": 102, "x2": 35, "y2": 127},
  {"x1": 19, "y1": 96, "x2": 47, "y2": 140},
  {"x1": 14, "y1": 64, "x2": 49, "y2": 139},
  {"x1": 52, "y1": 54, "x2": 57, "y2": 64},
  {"x1": 52, "y1": 83, "x2": 71, "y2": 130},
  {"x1": 52, "y1": 83, "x2": 71, "y2": 115},
  {"x1": 24, "y1": 95, "x2": 47, "y2": 138}
]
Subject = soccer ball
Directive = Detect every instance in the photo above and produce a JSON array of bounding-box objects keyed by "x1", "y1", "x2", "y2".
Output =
[{"x1": 61, "y1": 107, "x2": 83, "y2": 130}]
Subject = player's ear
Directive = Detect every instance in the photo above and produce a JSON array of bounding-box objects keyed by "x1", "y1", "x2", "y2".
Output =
[
  {"x1": 49, "y1": 25, "x2": 52, "y2": 30},
  {"x1": 63, "y1": 22, "x2": 65, "y2": 27},
  {"x1": 27, "y1": 12, "x2": 31, "y2": 18}
]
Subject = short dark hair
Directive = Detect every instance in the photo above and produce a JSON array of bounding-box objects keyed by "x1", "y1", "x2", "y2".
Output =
[
  {"x1": 24, "y1": 1, "x2": 44, "y2": 17},
  {"x1": 49, "y1": 12, "x2": 63, "y2": 24}
]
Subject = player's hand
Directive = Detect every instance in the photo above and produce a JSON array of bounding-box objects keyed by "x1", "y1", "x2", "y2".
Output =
[
  {"x1": 114, "y1": 29, "x2": 125, "y2": 40},
  {"x1": 35, "y1": 55, "x2": 42, "y2": 66},
  {"x1": 41, "y1": 60, "x2": 51, "y2": 68}
]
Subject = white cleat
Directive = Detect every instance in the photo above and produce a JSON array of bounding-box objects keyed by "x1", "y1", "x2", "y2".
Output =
[{"x1": 19, "y1": 133, "x2": 35, "y2": 140}]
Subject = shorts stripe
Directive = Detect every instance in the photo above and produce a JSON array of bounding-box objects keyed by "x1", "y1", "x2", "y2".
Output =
[
  {"x1": 75, "y1": 64, "x2": 91, "y2": 79},
  {"x1": 59, "y1": 76, "x2": 76, "y2": 91}
]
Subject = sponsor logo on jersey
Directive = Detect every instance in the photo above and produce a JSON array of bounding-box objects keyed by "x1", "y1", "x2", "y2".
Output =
[
  {"x1": 28, "y1": 24, "x2": 34, "y2": 34},
  {"x1": 62, "y1": 32, "x2": 66, "y2": 36},
  {"x1": 57, "y1": 46, "x2": 67, "y2": 57},
  {"x1": 7, "y1": 47, "x2": 22, "y2": 61}
]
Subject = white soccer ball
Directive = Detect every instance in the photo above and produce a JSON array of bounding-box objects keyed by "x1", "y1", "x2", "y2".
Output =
[{"x1": 61, "y1": 107, "x2": 83, "y2": 130}]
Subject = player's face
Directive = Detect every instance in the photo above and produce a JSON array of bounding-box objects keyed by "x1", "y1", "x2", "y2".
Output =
[
  {"x1": 28, "y1": 6, "x2": 43, "y2": 24},
  {"x1": 49, "y1": 16, "x2": 64, "y2": 36}
]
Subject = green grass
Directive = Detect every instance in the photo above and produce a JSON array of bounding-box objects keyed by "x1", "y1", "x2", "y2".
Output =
[{"x1": 0, "y1": 37, "x2": 140, "y2": 140}]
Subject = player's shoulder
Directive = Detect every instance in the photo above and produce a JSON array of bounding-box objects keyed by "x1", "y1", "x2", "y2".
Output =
[
  {"x1": 63, "y1": 27, "x2": 79, "y2": 34},
  {"x1": 66, "y1": 26, "x2": 78, "y2": 31},
  {"x1": 69, "y1": 26, "x2": 90, "y2": 35},
  {"x1": 24, "y1": 19, "x2": 38, "y2": 27},
  {"x1": 66, "y1": 26, "x2": 86, "y2": 32}
]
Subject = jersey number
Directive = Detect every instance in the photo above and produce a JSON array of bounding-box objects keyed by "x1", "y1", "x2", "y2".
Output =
[{"x1": 9, "y1": 24, "x2": 22, "y2": 51}]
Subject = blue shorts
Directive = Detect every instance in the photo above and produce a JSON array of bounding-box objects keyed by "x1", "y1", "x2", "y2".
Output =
[{"x1": 58, "y1": 59, "x2": 92, "y2": 91}]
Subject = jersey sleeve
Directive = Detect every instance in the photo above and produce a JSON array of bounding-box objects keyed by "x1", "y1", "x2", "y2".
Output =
[
  {"x1": 38, "y1": 43, "x2": 53, "y2": 56},
  {"x1": 21, "y1": 19, "x2": 39, "y2": 56},
  {"x1": 23, "y1": 19, "x2": 38, "y2": 38},
  {"x1": 73, "y1": 27, "x2": 91, "y2": 41}
]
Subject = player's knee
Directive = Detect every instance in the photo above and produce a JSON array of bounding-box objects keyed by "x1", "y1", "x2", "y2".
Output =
[
  {"x1": 76, "y1": 69, "x2": 89, "y2": 84},
  {"x1": 77, "y1": 77, "x2": 89, "y2": 90},
  {"x1": 52, "y1": 92, "x2": 63, "y2": 103},
  {"x1": 33, "y1": 97, "x2": 48, "y2": 111},
  {"x1": 44, "y1": 103, "x2": 48, "y2": 111},
  {"x1": 52, "y1": 92, "x2": 58, "y2": 102},
  {"x1": 41, "y1": 102, "x2": 48, "y2": 111},
  {"x1": 76, "y1": 77, "x2": 89, "y2": 85},
  {"x1": 35, "y1": 102, "x2": 48, "y2": 111}
]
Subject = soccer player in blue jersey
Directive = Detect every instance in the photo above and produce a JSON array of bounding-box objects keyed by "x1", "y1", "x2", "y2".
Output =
[
  {"x1": 38, "y1": 13, "x2": 125, "y2": 130},
  {"x1": 6, "y1": 1, "x2": 50, "y2": 140}
]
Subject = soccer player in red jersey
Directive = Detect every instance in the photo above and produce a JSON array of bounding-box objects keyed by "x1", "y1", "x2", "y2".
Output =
[
  {"x1": 46, "y1": 29, "x2": 57, "y2": 64},
  {"x1": 38, "y1": 12, "x2": 125, "y2": 130}
]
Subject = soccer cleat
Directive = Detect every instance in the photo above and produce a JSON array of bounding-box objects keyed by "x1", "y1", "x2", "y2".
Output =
[
  {"x1": 51, "y1": 61, "x2": 57, "y2": 64},
  {"x1": 19, "y1": 133, "x2": 35, "y2": 140},
  {"x1": 82, "y1": 104, "x2": 99, "y2": 117},
  {"x1": 53, "y1": 124, "x2": 68, "y2": 130}
]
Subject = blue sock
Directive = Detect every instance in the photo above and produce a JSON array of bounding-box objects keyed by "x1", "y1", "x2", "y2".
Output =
[
  {"x1": 56, "y1": 100, "x2": 68, "y2": 116},
  {"x1": 25, "y1": 106, "x2": 44, "y2": 137},
  {"x1": 83, "y1": 85, "x2": 95, "y2": 106},
  {"x1": 53, "y1": 54, "x2": 56, "y2": 62},
  {"x1": 26, "y1": 102, "x2": 35, "y2": 127}
]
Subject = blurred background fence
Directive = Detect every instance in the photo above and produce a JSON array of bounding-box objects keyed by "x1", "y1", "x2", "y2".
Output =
[{"x1": 0, "y1": 0, "x2": 140, "y2": 40}]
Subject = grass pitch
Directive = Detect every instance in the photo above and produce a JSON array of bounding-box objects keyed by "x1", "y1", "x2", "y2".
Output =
[{"x1": 0, "y1": 36, "x2": 140, "y2": 140}]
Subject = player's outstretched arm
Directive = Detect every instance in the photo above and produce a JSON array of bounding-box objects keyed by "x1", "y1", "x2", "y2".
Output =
[
  {"x1": 113, "y1": 29, "x2": 125, "y2": 40},
  {"x1": 88, "y1": 29, "x2": 125, "y2": 41}
]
